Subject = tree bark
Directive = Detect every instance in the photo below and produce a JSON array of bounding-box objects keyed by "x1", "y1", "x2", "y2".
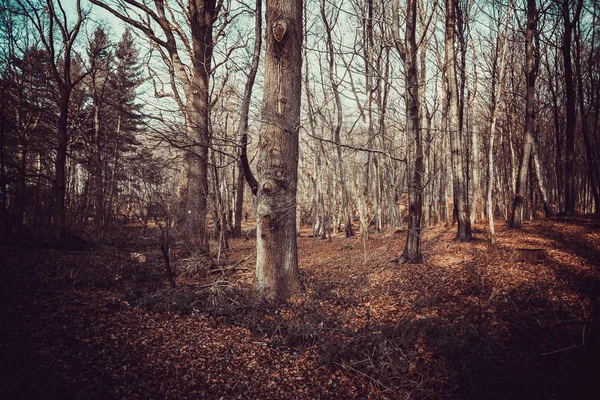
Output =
[
  {"x1": 532, "y1": 140, "x2": 553, "y2": 217},
  {"x1": 486, "y1": 0, "x2": 511, "y2": 244},
  {"x1": 574, "y1": 18, "x2": 600, "y2": 214},
  {"x1": 393, "y1": 0, "x2": 423, "y2": 262},
  {"x1": 562, "y1": 0, "x2": 583, "y2": 215},
  {"x1": 445, "y1": 0, "x2": 471, "y2": 241},
  {"x1": 511, "y1": 0, "x2": 537, "y2": 229},
  {"x1": 184, "y1": 0, "x2": 217, "y2": 253},
  {"x1": 235, "y1": 0, "x2": 263, "y2": 236},
  {"x1": 320, "y1": 0, "x2": 352, "y2": 237},
  {"x1": 254, "y1": 0, "x2": 303, "y2": 301}
]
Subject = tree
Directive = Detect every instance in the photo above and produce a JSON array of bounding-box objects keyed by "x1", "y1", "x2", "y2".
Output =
[
  {"x1": 511, "y1": 0, "x2": 538, "y2": 228},
  {"x1": 236, "y1": 0, "x2": 262, "y2": 237},
  {"x1": 561, "y1": 0, "x2": 583, "y2": 215},
  {"x1": 86, "y1": 27, "x2": 112, "y2": 230},
  {"x1": 16, "y1": 0, "x2": 87, "y2": 238},
  {"x1": 320, "y1": 0, "x2": 353, "y2": 238},
  {"x1": 392, "y1": 0, "x2": 423, "y2": 262},
  {"x1": 91, "y1": 0, "x2": 222, "y2": 253},
  {"x1": 445, "y1": 0, "x2": 472, "y2": 241},
  {"x1": 254, "y1": 0, "x2": 303, "y2": 301}
]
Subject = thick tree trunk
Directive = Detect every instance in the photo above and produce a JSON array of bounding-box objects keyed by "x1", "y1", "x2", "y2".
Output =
[
  {"x1": 184, "y1": 0, "x2": 216, "y2": 254},
  {"x1": 185, "y1": 100, "x2": 210, "y2": 253},
  {"x1": 254, "y1": 0, "x2": 303, "y2": 301},
  {"x1": 445, "y1": 0, "x2": 471, "y2": 241}
]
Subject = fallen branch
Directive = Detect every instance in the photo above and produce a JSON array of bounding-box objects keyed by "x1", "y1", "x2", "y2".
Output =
[
  {"x1": 541, "y1": 345, "x2": 582, "y2": 356},
  {"x1": 208, "y1": 252, "x2": 256, "y2": 275}
]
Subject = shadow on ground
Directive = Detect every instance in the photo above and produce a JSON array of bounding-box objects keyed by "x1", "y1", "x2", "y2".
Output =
[{"x1": 1, "y1": 216, "x2": 599, "y2": 399}]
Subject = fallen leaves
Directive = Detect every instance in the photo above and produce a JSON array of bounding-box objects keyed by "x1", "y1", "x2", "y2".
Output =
[{"x1": 1, "y1": 215, "x2": 599, "y2": 399}]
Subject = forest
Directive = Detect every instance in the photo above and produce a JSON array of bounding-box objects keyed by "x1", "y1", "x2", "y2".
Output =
[{"x1": 1, "y1": 0, "x2": 599, "y2": 398}]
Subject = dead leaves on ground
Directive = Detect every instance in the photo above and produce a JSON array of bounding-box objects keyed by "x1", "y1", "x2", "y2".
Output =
[{"x1": 1, "y1": 215, "x2": 599, "y2": 399}]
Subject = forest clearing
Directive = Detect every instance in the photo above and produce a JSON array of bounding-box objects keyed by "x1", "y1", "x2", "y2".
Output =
[{"x1": 2, "y1": 216, "x2": 599, "y2": 399}]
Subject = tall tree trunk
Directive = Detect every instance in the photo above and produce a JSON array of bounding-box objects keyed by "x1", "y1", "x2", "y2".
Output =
[
  {"x1": 545, "y1": 53, "x2": 564, "y2": 212},
  {"x1": 53, "y1": 93, "x2": 69, "y2": 238},
  {"x1": 468, "y1": 50, "x2": 480, "y2": 226},
  {"x1": 393, "y1": 0, "x2": 423, "y2": 262},
  {"x1": 532, "y1": 140, "x2": 553, "y2": 217},
  {"x1": 235, "y1": 0, "x2": 262, "y2": 236},
  {"x1": 320, "y1": 0, "x2": 352, "y2": 237},
  {"x1": 445, "y1": 0, "x2": 471, "y2": 241},
  {"x1": 562, "y1": 0, "x2": 583, "y2": 215},
  {"x1": 184, "y1": 0, "x2": 217, "y2": 254},
  {"x1": 419, "y1": 35, "x2": 431, "y2": 228},
  {"x1": 486, "y1": 0, "x2": 511, "y2": 244},
  {"x1": 255, "y1": 0, "x2": 303, "y2": 301},
  {"x1": 511, "y1": 0, "x2": 537, "y2": 229},
  {"x1": 93, "y1": 104, "x2": 104, "y2": 230},
  {"x1": 575, "y1": 19, "x2": 600, "y2": 213}
]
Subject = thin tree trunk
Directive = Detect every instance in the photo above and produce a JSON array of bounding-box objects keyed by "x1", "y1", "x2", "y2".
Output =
[
  {"x1": 53, "y1": 93, "x2": 69, "y2": 238},
  {"x1": 393, "y1": 0, "x2": 423, "y2": 262},
  {"x1": 235, "y1": 0, "x2": 262, "y2": 235},
  {"x1": 93, "y1": 104, "x2": 104, "y2": 230},
  {"x1": 562, "y1": 0, "x2": 583, "y2": 215},
  {"x1": 575, "y1": 20, "x2": 600, "y2": 213},
  {"x1": 486, "y1": 0, "x2": 512, "y2": 244},
  {"x1": 320, "y1": 0, "x2": 352, "y2": 237},
  {"x1": 532, "y1": 140, "x2": 553, "y2": 217},
  {"x1": 445, "y1": 0, "x2": 471, "y2": 241},
  {"x1": 511, "y1": 0, "x2": 537, "y2": 229}
]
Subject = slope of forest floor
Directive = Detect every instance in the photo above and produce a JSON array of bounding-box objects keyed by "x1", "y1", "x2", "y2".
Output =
[{"x1": 2, "y1": 216, "x2": 600, "y2": 399}]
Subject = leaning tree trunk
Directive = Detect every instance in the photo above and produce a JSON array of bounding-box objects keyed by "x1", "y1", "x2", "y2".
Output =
[
  {"x1": 511, "y1": 0, "x2": 537, "y2": 229},
  {"x1": 235, "y1": 0, "x2": 262, "y2": 236},
  {"x1": 445, "y1": 0, "x2": 471, "y2": 241},
  {"x1": 254, "y1": 0, "x2": 303, "y2": 301}
]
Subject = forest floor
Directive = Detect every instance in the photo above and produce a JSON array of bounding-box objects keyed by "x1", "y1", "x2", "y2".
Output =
[{"x1": 1, "y1": 215, "x2": 600, "y2": 399}]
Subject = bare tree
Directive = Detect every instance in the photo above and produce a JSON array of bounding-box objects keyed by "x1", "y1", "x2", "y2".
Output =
[
  {"x1": 485, "y1": 0, "x2": 512, "y2": 243},
  {"x1": 254, "y1": 0, "x2": 303, "y2": 300},
  {"x1": 235, "y1": 0, "x2": 262, "y2": 237},
  {"x1": 16, "y1": 0, "x2": 88, "y2": 238},
  {"x1": 392, "y1": 0, "x2": 423, "y2": 262},
  {"x1": 510, "y1": 0, "x2": 538, "y2": 228},
  {"x1": 445, "y1": 0, "x2": 472, "y2": 241},
  {"x1": 561, "y1": 0, "x2": 583, "y2": 215},
  {"x1": 91, "y1": 0, "x2": 223, "y2": 253},
  {"x1": 320, "y1": 0, "x2": 353, "y2": 237}
]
